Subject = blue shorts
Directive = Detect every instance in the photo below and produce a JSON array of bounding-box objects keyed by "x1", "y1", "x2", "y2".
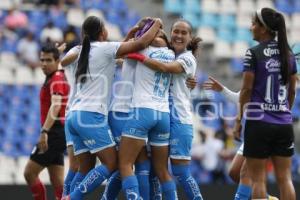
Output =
[
  {"x1": 108, "y1": 111, "x2": 131, "y2": 146},
  {"x1": 66, "y1": 111, "x2": 116, "y2": 156},
  {"x1": 122, "y1": 108, "x2": 170, "y2": 146},
  {"x1": 64, "y1": 113, "x2": 73, "y2": 147},
  {"x1": 169, "y1": 122, "x2": 193, "y2": 160}
]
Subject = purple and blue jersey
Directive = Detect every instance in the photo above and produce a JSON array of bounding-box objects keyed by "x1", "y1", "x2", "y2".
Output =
[{"x1": 243, "y1": 40, "x2": 297, "y2": 124}]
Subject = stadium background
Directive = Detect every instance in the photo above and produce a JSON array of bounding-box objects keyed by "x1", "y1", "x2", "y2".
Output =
[{"x1": 0, "y1": 0, "x2": 299, "y2": 199}]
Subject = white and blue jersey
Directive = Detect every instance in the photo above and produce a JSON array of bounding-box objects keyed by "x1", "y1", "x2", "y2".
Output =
[
  {"x1": 67, "y1": 42, "x2": 120, "y2": 155},
  {"x1": 108, "y1": 59, "x2": 137, "y2": 145},
  {"x1": 169, "y1": 50, "x2": 197, "y2": 160},
  {"x1": 123, "y1": 46, "x2": 175, "y2": 146}
]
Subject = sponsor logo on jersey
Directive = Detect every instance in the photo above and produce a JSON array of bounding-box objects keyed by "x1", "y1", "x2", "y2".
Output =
[
  {"x1": 265, "y1": 58, "x2": 281, "y2": 72},
  {"x1": 149, "y1": 50, "x2": 175, "y2": 62},
  {"x1": 263, "y1": 48, "x2": 280, "y2": 57}
]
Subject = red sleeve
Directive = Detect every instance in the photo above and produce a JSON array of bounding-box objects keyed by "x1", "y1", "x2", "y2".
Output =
[{"x1": 50, "y1": 72, "x2": 68, "y2": 96}]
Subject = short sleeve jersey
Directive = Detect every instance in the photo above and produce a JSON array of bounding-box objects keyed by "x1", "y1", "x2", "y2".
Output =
[
  {"x1": 243, "y1": 40, "x2": 297, "y2": 124},
  {"x1": 169, "y1": 50, "x2": 197, "y2": 124},
  {"x1": 109, "y1": 59, "x2": 137, "y2": 113},
  {"x1": 132, "y1": 46, "x2": 175, "y2": 112},
  {"x1": 69, "y1": 41, "x2": 121, "y2": 115},
  {"x1": 63, "y1": 46, "x2": 80, "y2": 115},
  {"x1": 40, "y1": 70, "x2": 70, "y2": 125}
]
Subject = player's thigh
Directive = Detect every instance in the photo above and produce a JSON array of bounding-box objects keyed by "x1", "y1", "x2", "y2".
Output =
[{"x1": 271, "y1": 156, "x2": 292, "y2": 183}]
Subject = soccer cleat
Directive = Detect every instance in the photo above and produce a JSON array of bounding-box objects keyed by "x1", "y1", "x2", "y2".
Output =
[
  {"x1": 61, "y1": 195, "x2": 70, "y2": 200},
  {"x1": 268, "y1": 195, "x2": 279, "y2": 200}
]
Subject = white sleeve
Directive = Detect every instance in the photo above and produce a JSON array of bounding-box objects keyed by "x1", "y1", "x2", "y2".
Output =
[
  {"x1": 66, "y1": 45, "x2": 81, "y2": 56},
  {"x1": 221, "y1": 87, "x2": 240, "y2": 103},
  {"x1": 176, "y1": 53, "x2": 197, "y2": 77},
  {"x1": 108, "y1": 42, "x2": 121, "y2": 59}
]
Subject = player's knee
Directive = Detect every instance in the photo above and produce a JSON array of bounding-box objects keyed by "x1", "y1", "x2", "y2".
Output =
[{"x1": 23, "y1": 168, "x2": 35, "y2": 183}]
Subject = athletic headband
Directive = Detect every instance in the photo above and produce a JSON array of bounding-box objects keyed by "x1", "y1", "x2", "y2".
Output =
[{"x1": 256, "y1": 8, "x2": 272, "y2": 31}]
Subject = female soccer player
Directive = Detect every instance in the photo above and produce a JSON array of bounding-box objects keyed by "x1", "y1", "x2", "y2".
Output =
[
  {"x1": 61, "y1": 15, "x2": 162, "y2": 200},
  {"x1": 127, "y1": 19, "x2": 203, "y2": 200},
  {"x1": 61, "y1": 46, "x2": 96, "y2": 197},
  {"x1": 118, "y1": 29, "x2": 177, "y2": 199},
  {"x1": 234, "y1": 7, "x2": 297, "y2": 200},
  {"x1": 102, "y1": 19, "x2": 159, "y2": 200},
  {"x1": 203, "y1": 76, "x2": 278, "y2": 200}
]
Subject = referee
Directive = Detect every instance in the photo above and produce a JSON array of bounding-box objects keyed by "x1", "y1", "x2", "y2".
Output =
[{"x1": 23, "y1": 43, "x2": 69, "y2": 200}]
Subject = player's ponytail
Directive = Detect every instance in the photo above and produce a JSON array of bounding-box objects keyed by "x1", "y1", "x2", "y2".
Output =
[
  {"x1": 76, "y1": 16, "x2": 103, "y2": 84},
  {"x1": 274, "y1": 13, "x2": 290, "y2": 85},
  {"x1": 258, "y1": 8, "x2": 291, "y2": 85},
  {"x1": 187, "y1": 37, "x2": 202, "y2": 55}
]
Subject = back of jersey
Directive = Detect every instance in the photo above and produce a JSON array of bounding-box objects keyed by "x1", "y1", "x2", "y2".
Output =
[
  {"x1": 244, "y1": 40, "x2": 297, "y2": 124},
  {"x1": 70, "y1": 41, "x2": 120, "y2": 115},
  {"x1": 109, "y1": 59, "x2": 137, "y2": 113},
  {"x1": 132, "y1": 46, "x2": 175, "y2": 112}
]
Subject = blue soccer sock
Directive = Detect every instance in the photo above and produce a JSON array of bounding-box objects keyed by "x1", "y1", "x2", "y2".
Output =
[
  {"x1": 171, "y1": 164, "x2": 203, "y2": 200},
  {"x1": 161, "y1": 180, "x2": 178, "y2": 200},
  {"x1": 70, "y1": 165, "x2": 111, "y2": 200},
  {"x1": 63, "y1": 169, "x2": 77, "y2": 196},
  {"x1": 122, "y1": 175, "x2": 140, "y2": 200},
  {"x1": 234, "y1": 184, "x2": 252, "y2": 200},
  {"x1": 135, "y1": 160, "x2": 150, "y2": 200},
  {"x1": 100, "y1": 171, "x2": 121, "y2": 200},
  {"x1": 149, "y1": 167, "x2": 162, "y2": 200},
  {"x1": 70, "y1": 172, "x2": 85, "y2": 193}
]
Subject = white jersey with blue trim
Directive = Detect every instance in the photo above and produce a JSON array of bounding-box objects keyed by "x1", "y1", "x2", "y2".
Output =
[
  {"x1": 170, "y1": 50, "x2": 197, "y2": 124},
  {"x1": 70, "y1": 41, "x2": 121, "y2": 115},
  {"x1": 64, "y1": 46, "x2": 80, "y2": 115},
  {"x1": 109, "y1": 59, "x2": 137, "y2": 113},
  {"x1": 132, "y1": 46, "x2": 175, "y2": 112}
]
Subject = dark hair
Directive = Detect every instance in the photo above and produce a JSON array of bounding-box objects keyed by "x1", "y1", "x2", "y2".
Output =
[
  {"x1": 158, "y1": 30, "x2": 172, "y2": 49},
  {"x1": 257, "y1": 8, "x2": 291, "y2": 84},
  {"x1": 40, "y1": 43, "x2": 60, "y2": 60},
  {"x1": 171, "y1": 19, "x2": 202, "y2": 55},
  {"x1": 76, "y1": 16, "x2": 104, "y2": 83}
]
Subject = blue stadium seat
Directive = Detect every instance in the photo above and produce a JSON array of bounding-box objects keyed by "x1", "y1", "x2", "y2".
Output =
[
  {"x1": 164, "y1": 0, "x2": 182, "y2": 14},
  {"x1": 217, "y1": 28, "x2": 234, "y2": 43},
  {"x1": 218, "y1": 15, "x2": 236, "y2": 30},
  {"x1": 182, "y1": 12, "x2": 200, "y2": 28},
  {"x1": 293, "y1": 0, "x2": 300, "y2": 12},
  {"x1": 49, "y1": 9, "x2": 68, "y2": 29},
  {"x1": 199, "y1": 13, "x2": 218, "y2": 28},
  {"x1": 109, "y1": 0, "x2": 128, "y2": 11},
  {"x1": 106, "y1": 9, "x2": 121, "y2": 24},
  {"x1": 230, "y1": 58, "x2": 244, "y2": 74},
  {"x1": 182, "y1": 0, "x2": 201, "y2": 15},
  {"x1": 27, "y1": 10, "x2": 48, "y2": 30},
  {"x1": 1, "y1": 37, "x2": 18, "y2": 53},
  {"x1": 275, "y1": 0, "x2": 293, "y2": 14},
  {"x1": 235, "y1": 28, "x2": 252, "y2": 44}
]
